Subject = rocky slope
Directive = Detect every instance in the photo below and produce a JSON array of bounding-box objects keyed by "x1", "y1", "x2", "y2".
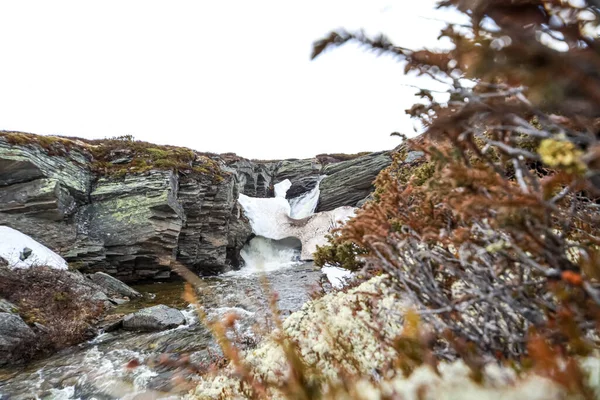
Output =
[{"x1": 0, "y1": 132, "x2": 391, "y2": 281}]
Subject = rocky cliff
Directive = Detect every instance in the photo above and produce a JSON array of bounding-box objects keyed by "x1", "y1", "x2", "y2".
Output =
[{"x1": 0, "y1": 132, "x2": 391, "y2": 281}]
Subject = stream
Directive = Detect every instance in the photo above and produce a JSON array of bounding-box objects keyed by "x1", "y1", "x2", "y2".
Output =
[{"x1": 0, "y1": 262, "x2": 326, "y2": 399}]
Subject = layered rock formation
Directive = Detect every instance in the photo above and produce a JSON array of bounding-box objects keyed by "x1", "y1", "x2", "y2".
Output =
[
  {"x1": 316, "y1": 151, "x2": 392, "y2": 212},
  {"x1": 0, "y1": 133, "x2": 255, "y2": 281},
  {"x1": 0, "y1": 132, "x2": 391, "y2": 281}
]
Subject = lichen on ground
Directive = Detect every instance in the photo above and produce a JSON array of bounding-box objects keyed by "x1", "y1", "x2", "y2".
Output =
[{"x1": 190, "y1": 276, "x2": 600, "y2": 399}]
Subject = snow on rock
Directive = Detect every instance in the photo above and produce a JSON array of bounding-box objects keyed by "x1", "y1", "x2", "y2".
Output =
[
  {"x1": 322, "y1": 266, "x2": 353, "y2": 288},
  {"x1": 0, "y1": 226, "x2": 68, "y2": 270},
  {"x1": 238, "y1": 179, "x2": 356, "y2": 260},
  {"x1": 288, "y1": 175, "x2": 324, "y2": 219}
]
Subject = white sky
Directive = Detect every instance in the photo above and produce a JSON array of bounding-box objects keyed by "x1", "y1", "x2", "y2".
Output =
[{"x1": 0, "y1": 1, "x2": 464, "y2": 159}]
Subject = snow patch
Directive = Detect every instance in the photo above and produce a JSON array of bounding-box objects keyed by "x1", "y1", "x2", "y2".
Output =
[
  {"x1": 289, "y1": 176, "x2": 325, "y2": 219},
  {"x1": 0, "y1": 226, "x2": 68, "y2": 270},
  {"x1": 238, "y1": 180, "x2": 356, "y2": 261},
  {"x1": 322, "y1": 266, "x2": 353, "y2": 288}
]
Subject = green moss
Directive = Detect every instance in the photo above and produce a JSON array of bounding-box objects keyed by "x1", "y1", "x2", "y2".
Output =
[
  {"x1": 314, "y1": 235, "x2": 368, "y2": 271},
  {"x1": 145, "y1": 147, "x2": 170, "y2": 159},
  {"x1": 0, "y1": 131, "x2": 75, "y2": 156},
  {"x1": 87, "y1": 138, "x2": 224, "y2": 180},
  {"x1": 389, "y1": 160, "x2": 435, "y2": 187},
  {"x1": 1, "y1": 131, "x2": 228, "y2": 182}
]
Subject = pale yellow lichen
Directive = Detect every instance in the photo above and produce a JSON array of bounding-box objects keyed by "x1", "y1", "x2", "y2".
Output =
[
  {"x1": 189, "y1": 276, "x2": 600, "y2": 400},
  {"x1": 538, "y1": 138, "x2": 587, "y2": 175}
]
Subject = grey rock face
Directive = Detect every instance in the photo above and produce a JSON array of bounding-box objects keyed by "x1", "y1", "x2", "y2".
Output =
[
  {"x1": 0, "y1": 213, "x2": 78, "y2": 255},
  {"x1": 0, "y1": 312, "x2": 35, "y2": 366},
  {"x1": 230, "y1": 160, "x2": 277, "y2": 198},
  {"x1": 316, "y1": 152, "x2": 392, "y2": 212},
  {"x1": 0, "y1": 137, "x2": 91, "y2": 200},
  {"x1": 286, "y1": 176, "x2": 321, "y2": 199},
  {"x1": 0, "y1": 133, "x2": 389, "y2": 281},
  {"x1": 76, "y1": 171, "x2": 184, "y2": 280},
  {"x1": 122, "y1": 304, "x2": 186, "y2": 332},
  {"x1": 0, "y1": 137, "x2": 86, "y2": 255},
  {"x1": 227, "y1": 202, "x2": 253, "y2": 267},
  {"x1": 89, "y1": 272, "x2": 141, "y2": 298},
  {"x1": 177, "y1": 172, "x2": 251, "y2": 275},
  {"x1": 0, "y1": 178, "x2": 76, "y2": 220},
  {"x1": 0, "y1": 299, "x2": 18, "y2": 314},
  {"x1": 273, "y1": 159, "x2": 322, "y2": 199}
]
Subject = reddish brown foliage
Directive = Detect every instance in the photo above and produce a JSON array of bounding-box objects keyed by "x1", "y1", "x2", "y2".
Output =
[
  {"x1": 313, "y1": 0, "x2": 600, "y2": 377},
  {"x1": 0, "y1": 266, "x2": 105, "y2": 361}
]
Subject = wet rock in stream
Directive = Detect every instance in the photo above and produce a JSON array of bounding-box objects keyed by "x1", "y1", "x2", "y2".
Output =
[{"x1": 122, "y1": 305, "x2": 186, "y2": 332}]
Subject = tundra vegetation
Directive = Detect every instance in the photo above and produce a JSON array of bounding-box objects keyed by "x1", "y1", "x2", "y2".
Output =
[
  {"x1": 0, "y1": 131, "x2": 225, "y2": 181},
  {"x1": 0, "y1": 266, "x2": 105, "y2": 361},
  {"x1": 180, "y1": 1, "x2": 600, "y2": 398}
]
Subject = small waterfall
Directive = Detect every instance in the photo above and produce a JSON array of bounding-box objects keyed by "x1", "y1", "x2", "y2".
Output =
[
  {"x1": 238, "y1": 180, "x2": 292, "y2": 239},
  {"x1": 231, "y1": 236, "x2": 301, "y2": 276},
  {"x1": 289, "y1": 176, "x2": 325, "y2": 219},
  {"x1": 236, "y1": 179, "x2": 323, "y2": 274}
]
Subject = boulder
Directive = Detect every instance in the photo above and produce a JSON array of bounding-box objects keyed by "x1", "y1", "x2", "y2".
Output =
[
  {"x1": 122, "y1": 305, "x2": 186, "y2": 332},
  {"x1": 89, "y1": 272, "x2": 141, "y2": 298},
  {"x1": 317, "y1": 152, "x2": 392, "y2": 212},
  {"x1": 0, "y1": 312, "x2": 35, "y2": 366}
]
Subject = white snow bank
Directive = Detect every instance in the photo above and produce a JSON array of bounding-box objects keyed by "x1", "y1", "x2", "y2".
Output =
[
  {"x1": 0, "y1": 226, "x2": 68, "y2": 270},
  {"x1": 322, "y1": 266, "x2": 353, "y2": 288},
  {"x1": 238, "y1": 179, "x2": 356, "y2": 260}
]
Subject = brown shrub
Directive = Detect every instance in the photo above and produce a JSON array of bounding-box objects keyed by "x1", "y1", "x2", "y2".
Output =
[
  {"x1": 0, "y1": 266, "x2": 105, "y2": 361},
  {"x1": 311, "y1": 1, "x2": 600, "y2": 392}
]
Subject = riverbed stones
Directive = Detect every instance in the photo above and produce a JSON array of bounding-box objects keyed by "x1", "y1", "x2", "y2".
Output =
[
  {"x1": 89, "y1": 272, "x2": 141, "y2": 298},
  {"x1": 122, "y1": 304, "x2": 186, "y2": 332},
  {"x1": 0, "y1": 312, "x2": 35, "y2": 366}
]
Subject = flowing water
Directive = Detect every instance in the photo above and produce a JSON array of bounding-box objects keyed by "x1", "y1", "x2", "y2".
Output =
[
  {"x1": 288, "y1": 176, "x2": 325, "y2": 219},
  {"x1": 0, "y1": 264, "x2": 325, "y2": 399},
  {"x1": 0, "y1": 179, "x2": 344, "y2": 399}
]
